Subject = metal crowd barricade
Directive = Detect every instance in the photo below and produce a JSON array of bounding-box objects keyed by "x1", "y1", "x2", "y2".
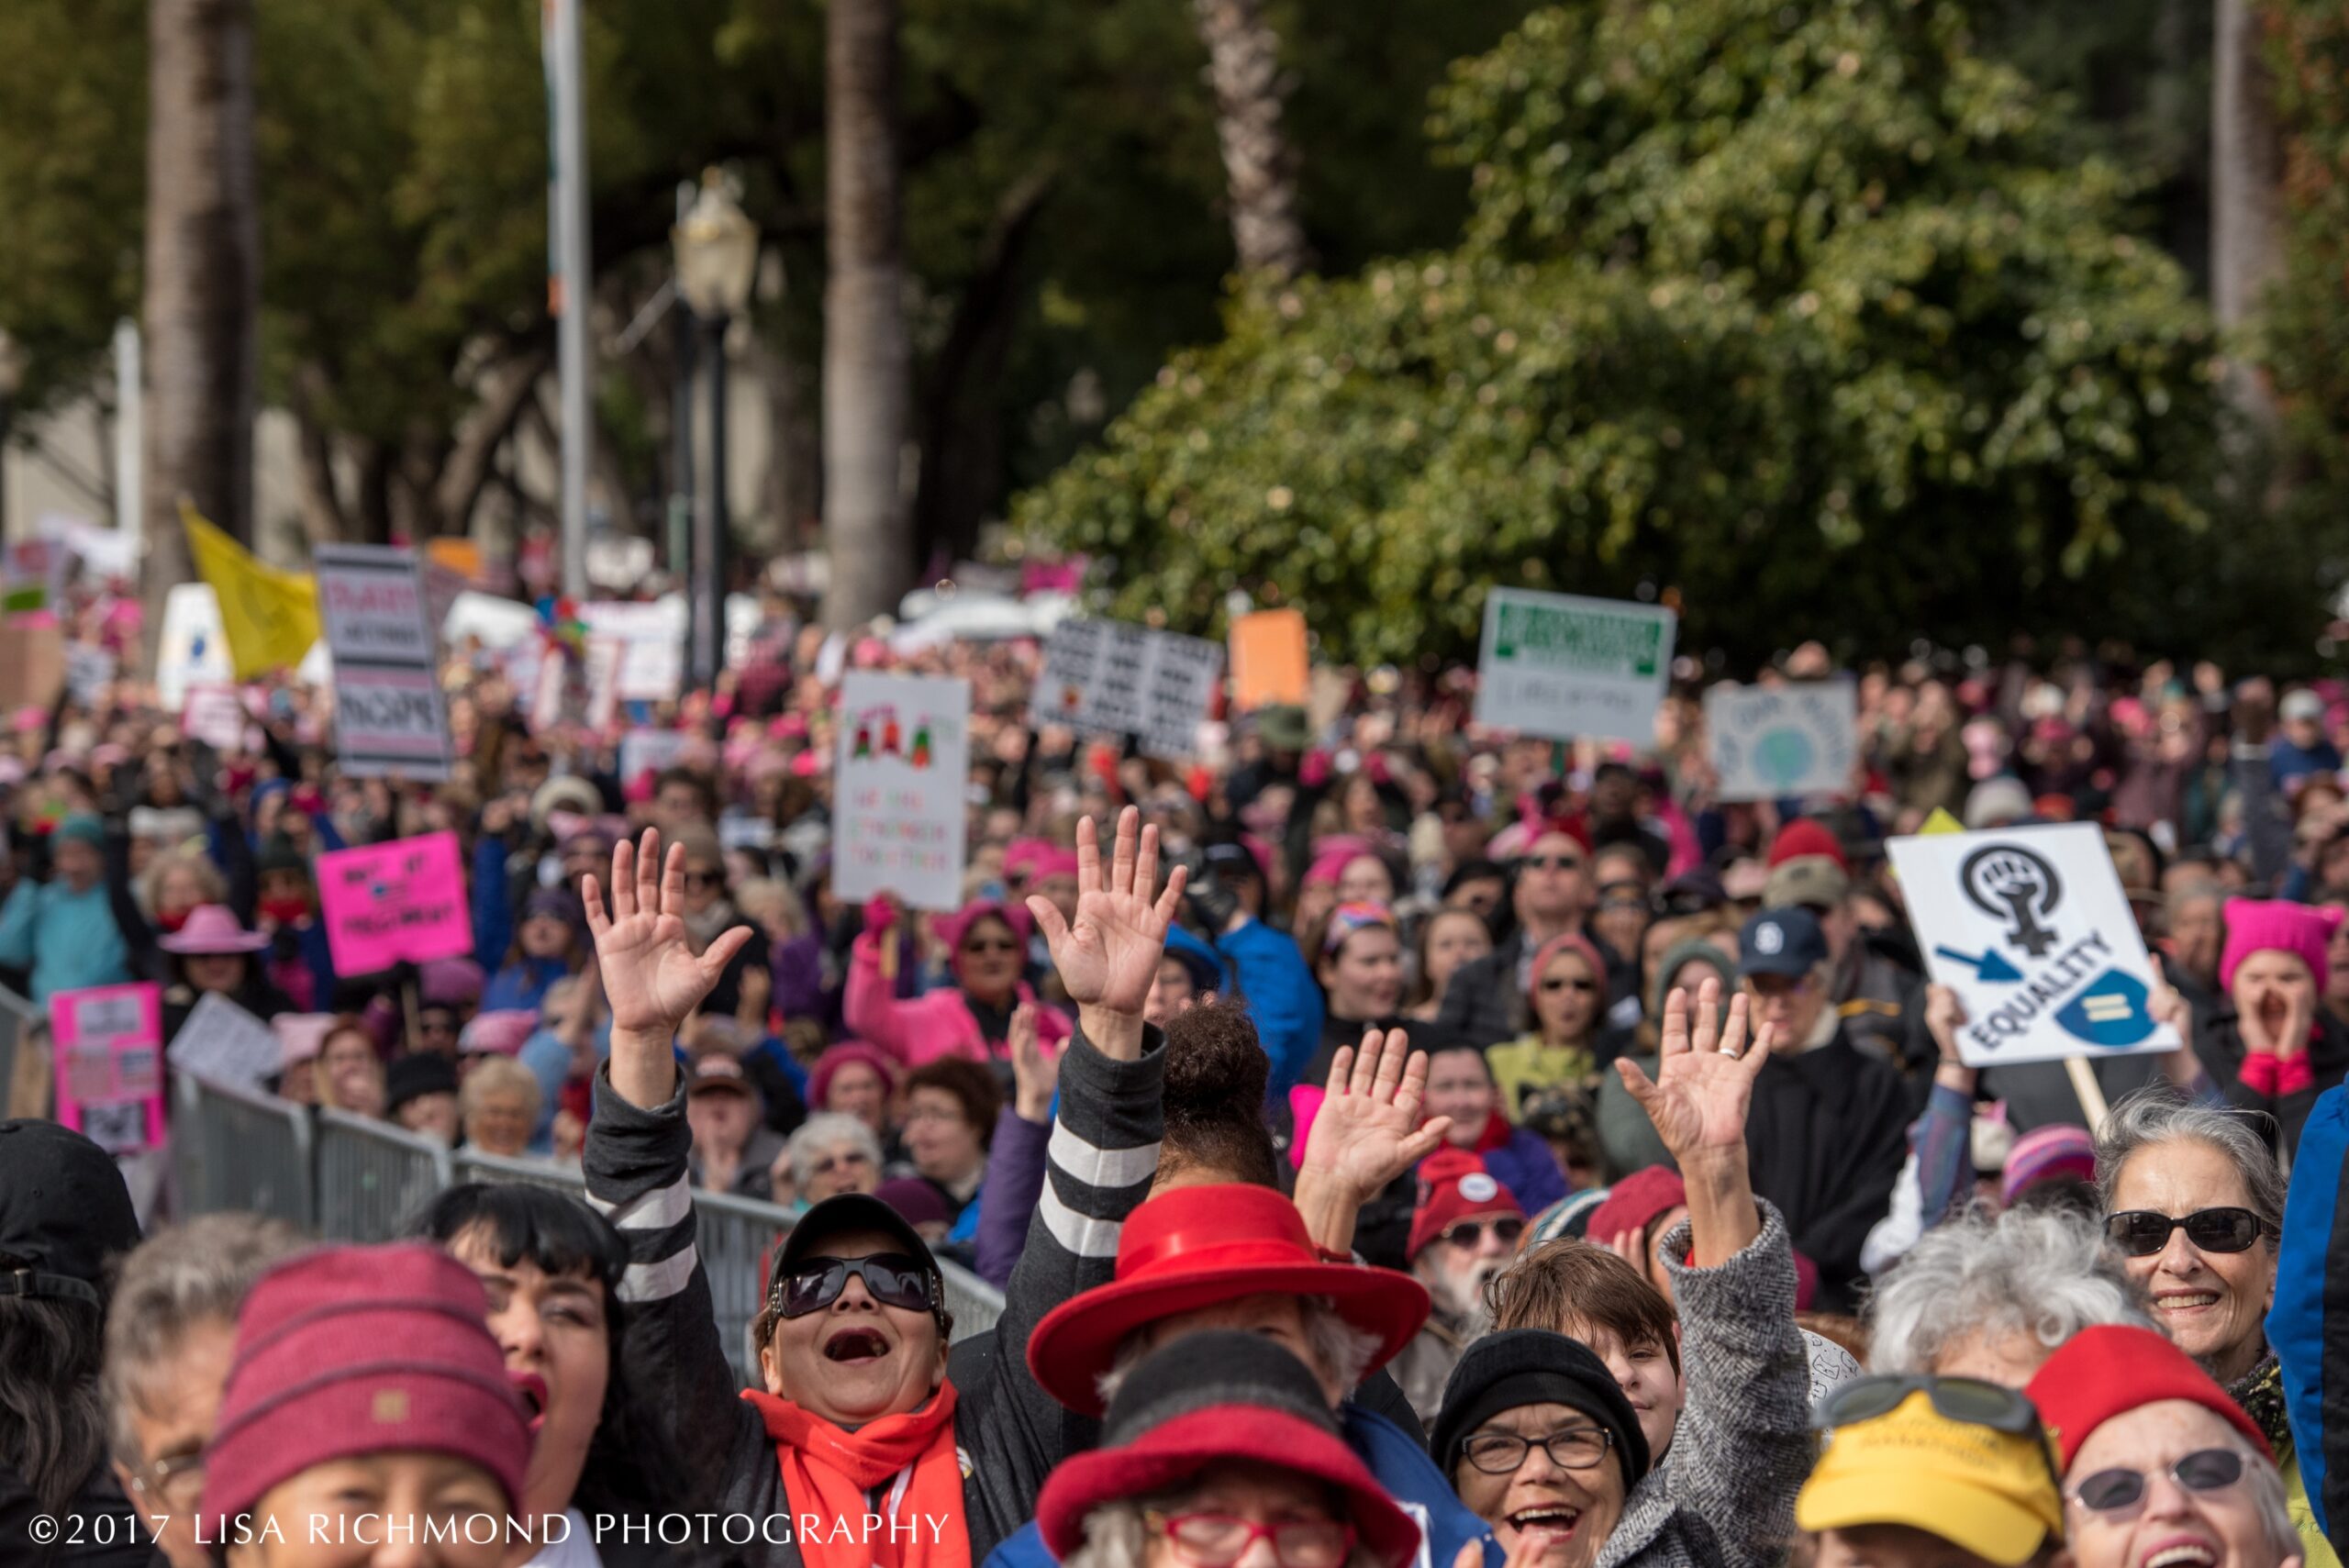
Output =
[
  {"x1": 313, "y1": 1108, "x2": 455, "y2": 1241},
  {"x1": 171, "y1": 1073, "x2": 314, "y2": 1229},
  {"x1": 0, "y1": 984, "x2": 31, "y2": 1114}
]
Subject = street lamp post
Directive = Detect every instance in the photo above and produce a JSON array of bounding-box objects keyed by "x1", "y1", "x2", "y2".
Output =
[
  {"x1": 0, "y1": 330, "x2": 25, "y2": 539},
  {"x1": 672, "y1": 170, "x2": 759, "y2": 693}
]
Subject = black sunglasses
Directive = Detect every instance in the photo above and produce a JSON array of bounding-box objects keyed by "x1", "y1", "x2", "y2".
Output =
[
  {"x1": 2074, "y1": 1449, "x2": 2245, "y2": 1514},
  {"x1": 1540, "y1": 976, "x2": 1598, "y2": 995},
  {"x1": 1523, "y1": 854, "x2": 1584, "y2": 873},
  {"x1": 774, "y1": 1253, "x2": 936, "y2": 1319},
  {"x1": 1817, "y1": 1374, "x2": 2044, "y2": 1438},
  {"x1": 683, "y1": 870, "x2": 724, "y2": 891},
  {"x1": 1442, "y1": 1216, "x2": 1525, "y2": 1249},
  {"x1": 961, "y1": 937, "x2": 1020, "y2": 955},
  {"x1": 2104, "y1": 1208, "x2": 2266, "y2": 1258}
]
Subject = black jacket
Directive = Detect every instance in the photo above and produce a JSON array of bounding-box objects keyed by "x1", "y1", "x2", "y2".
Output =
[{"x1": 1743, "y1": 1025, "x2": 1909, "y2": 1311}]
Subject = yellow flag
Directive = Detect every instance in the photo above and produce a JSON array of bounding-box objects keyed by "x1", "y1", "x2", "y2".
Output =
[
  {"x1": 1919, "y1": 807, "x2": 1965, "y2": 837},
  {"x1": 180, "y1": 500, "x2": 321, "y2": 680}
]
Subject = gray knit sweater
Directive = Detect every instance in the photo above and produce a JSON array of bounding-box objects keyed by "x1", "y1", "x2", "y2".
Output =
[{"x1": 1595, "y1": 1203, "x2": 1815, "y2": 1568}]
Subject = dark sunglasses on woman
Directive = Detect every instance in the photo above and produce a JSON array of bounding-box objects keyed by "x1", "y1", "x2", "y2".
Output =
[
  {"x1": 775, "y1": 1253, "x2": 936, "y2": 1318},
  {"x1": 1815, "y1": 1373, "x2": 2046, "y2": 1438},
  {"x1": 2071, "y1": 1449, "x2": 2246, "y2": 1515},
  {"x1": 2103, "y1": 1207, "x2": 2266, "y2": 1258}
]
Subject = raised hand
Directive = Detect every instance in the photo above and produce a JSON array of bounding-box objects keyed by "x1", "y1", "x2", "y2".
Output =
[
  {"x1": 585, "y1": 828, "x2": 755, "y2": 1105},
  {"x1": 1008, "y1": 1003, "x2": 1060, "y2": 1122},
  {"x1": 1027, "y1": 807, "x2": 1187, "y2": 1018},
  {"x1": 1302, "y1": 1026, "x2": 1453, "y2": 1202},
  {"x1": 1615, "y1": 977, "x2": 1772, "y2": 1162}
]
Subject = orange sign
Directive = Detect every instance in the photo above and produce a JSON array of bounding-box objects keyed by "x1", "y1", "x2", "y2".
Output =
[
  {"x1": 1230, "y1": 609, "x2": 1309, "y2": 710},
  {"x1": 425, "y1": 538, "x2": 484, "y2": 583}
]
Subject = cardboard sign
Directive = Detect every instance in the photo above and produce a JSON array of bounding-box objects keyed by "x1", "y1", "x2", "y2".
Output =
[
  {"x1": 0, "y1": 620, "x2": 65, "y2": 713},
  {"x1": 50, "y1": 983, "x2": 165, "y2": 1155},
  {"x1": 317, "y1": 831, "x2": 476, "y2": 975},
  {"x1": 1474, "y1": 588, "x2": 1675, "y2": 744},
  {"x1": 1887, "y1": 822, "x2": 2180, "y2": 1067},
  {"x1": 1229, "y1": 610, "x2": 1309, "y2": 710},
  {"x1": 166, "y1": 992, "x2": 283, "y2": 1091},
  {"x1": 316, "y1": 546, "x2": 453, "y2": 781},
  {"x1": 832, "y1": 673, "x2": 971, "y2": 911},
  {"x1": 3, "y1": 539, "x2": 62, "y2": 614},
  {"x1": 1705, "y1": 680, "x2": 1859, "y2": 801},
  {"x1": 1039, "y1": 618, "x2": 1223, "y2": 760},
  {"x1": 182, "y1": 684, "x2": 250, "y2": 753}
]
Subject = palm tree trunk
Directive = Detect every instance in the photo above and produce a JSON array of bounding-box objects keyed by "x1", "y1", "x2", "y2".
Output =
[
  {"x1": 1192, "y1": 0, "x2": 1309, "y2": 281},
  {"x1": 142, "y1": 0, "x2": 260, "y2": 658},
  {"x1": 820, "y1": 0, "x2": 912, "y2": 631},
  {"x1": 2212, "y1": 0, "x2": 2282, "y2": 426}
]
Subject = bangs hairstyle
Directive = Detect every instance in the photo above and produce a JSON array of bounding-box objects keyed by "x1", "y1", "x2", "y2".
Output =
[{"x1": 1489, "y1": 1238, "x2": 1681, "y2": 1375}]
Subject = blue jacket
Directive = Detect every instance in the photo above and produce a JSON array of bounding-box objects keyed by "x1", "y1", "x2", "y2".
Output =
[
  {"x1": 1478, "y1": 1125, "x2": 1570, "y2": 1218},
  {"x1": 2272, "y1": 1084, "x2": 2349, "y2": 1557},
  {"x1": 980, "y1": 1402, "x2": 1500, "y2": 1568},
  {"x1": 1215, "y1": 917, "x2": 1324, "y2": 1101}
]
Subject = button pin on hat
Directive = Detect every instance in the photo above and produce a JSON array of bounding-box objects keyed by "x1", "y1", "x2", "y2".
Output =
[
  {"x1": 1755, "y1": 920, "x2": 1785, "y2": 956},
  {"x1": 1459, "y1": 1173, "x2": 1499, "y2": 1204}
]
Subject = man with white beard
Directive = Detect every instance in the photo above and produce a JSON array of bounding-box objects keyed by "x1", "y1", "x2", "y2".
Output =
[{"x1": 1392, "y1": 1149, "x2": 1525, "y2": 1431}]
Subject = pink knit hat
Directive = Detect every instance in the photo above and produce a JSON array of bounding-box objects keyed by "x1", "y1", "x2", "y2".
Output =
[
  {"x1": 2219, "y1": 899, "x2": 2343, "y2": 993},
  {"x1": 1526, "y1": 931, "x2": 1609, "y2": 1008},
  {"x1": 2001, "y1": 1123, "x2": 2097, "y2": 1207}
]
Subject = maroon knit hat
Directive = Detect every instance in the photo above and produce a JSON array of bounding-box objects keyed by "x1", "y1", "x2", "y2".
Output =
[
  {"x1": 201, "y1": 1243, "x2": 529, "y2": 1536},
  {"x1": 1586, "y1": 1165, "x2": 1688, "y2": 1247}
]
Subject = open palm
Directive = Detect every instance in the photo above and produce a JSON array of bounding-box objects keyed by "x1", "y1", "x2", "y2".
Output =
[
  {"x1": 1304, "y1": 1027, "x2": 1452, "y2": 1201},
  {"x1": 1028, "y1": 807, "x2": 1187, "y2": 1016},
  {"x1": 1615, "y1": 978, "x2": 1772, "y2": 1161},
  {"x1": 584, "y1": 828, "x2": 754, "y2": 1037}
]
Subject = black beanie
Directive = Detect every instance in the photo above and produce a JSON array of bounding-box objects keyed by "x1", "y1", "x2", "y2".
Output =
[
  {"x1": 385, "y1": 1051, "x2": 460, "y2": 1116},
  {"x1": 1431, "y1": 1328, "x2": 1651, "y2": 1492},
  {"x1": 1101, "y1": 1329, "x2": 1341, "y2": 1449}
]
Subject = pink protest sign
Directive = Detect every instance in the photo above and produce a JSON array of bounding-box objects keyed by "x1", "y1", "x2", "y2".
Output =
[
  {"x1": 317, "y1": 831, "x2": 475, "y2": 975},
  {"x1": 50, "y1": 983, "x2": 166, "y2": 1155}
]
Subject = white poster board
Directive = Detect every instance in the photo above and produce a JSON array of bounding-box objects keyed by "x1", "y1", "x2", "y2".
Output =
[
  {"x1": 316, "y1": 545, "x2": 451, "y2": 780},
  {"x1": 1038, "y1": 618, "x2": 1223, "y2": 760},
  {"x1": 157, "y1": 584, "x2": 235, "y2": 714},
  {"x1": 831, "y1": 673, "x2": 971, "y2": 911},
  {"x1": 166, "y1": 993, "x2": 283, "y2": 1091},
  {"x1": 183, "y1": 685, "x2": 250, "y2": 753},
  {"x1": 1887, "y1": 822, "x2": 2181, "y2": 1067},
  {"x1": 619, "y1": 728, "x2": 692, "y2": 790},
  {"x1": 1474, "y1": 588, "x2": 1675, "y2": 743},
  {"x1": 1705, "y1": 680, "x2": 1858, "y2": 800},
  {"x1": 579, "y1": 601, "x2": 684, "y2": 701}
]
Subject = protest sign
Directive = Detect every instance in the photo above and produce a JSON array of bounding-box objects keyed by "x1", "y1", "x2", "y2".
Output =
[
  {"x1": 182, "y1": 684, "x2": 249, "y2": 752},
  {"x1": 65, "y1": 644, "x2": 117, "y2": 707},
  {"x1": 2, "y1": 539, "x2": 63, "y2": 614},
  {"x1": 317, "y1": 831, "x2": 475, "y2": 975},
  {"x1": 0, "y1": 620, "x2": 65, "y2": 712},
  {"x1": 1704, "y1": 680, "x2": 1859, "y2": 800},
  {"x1": 1230, "y1": 610, "x2": 1309, "y2": 710},
  {"x1": 1039, "y1": 618, "x2": 1223, "y2": 759},
  {"x1": 1474, "y1": 588, "x2": 1675, "y2": 744},
  {"x1": 316, "y1": 545, "x2": 453, "y2": 780},
  {"x1": 1888, "y1": 822, "x2": 2180, "y2": 1068},
  {"x1": 166, "y1": 992, "x2": 283, "y2": 1091},
  {"x1": 619, "y1": 728, "x2": 693, "y2": 791},
  {"x1": 50, "y1": 983, "x2": 165, "y2": 1155},
  {"x1": 579, "y1": 600, "x2": 684, "y2": 700},
  {"x1": 832, "y1": 673, "x2": 971, "y2": 910},
  {"x1": 158, "y1": 584, "x2": 235, "y2": 713}
]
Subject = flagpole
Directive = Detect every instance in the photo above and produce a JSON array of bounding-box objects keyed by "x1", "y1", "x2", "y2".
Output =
[{"x1": 545, "y1": 0, "x2": 592, "y2": 602}]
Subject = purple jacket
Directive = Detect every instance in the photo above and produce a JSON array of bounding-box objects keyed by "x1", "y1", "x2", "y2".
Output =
[
  {"x1": 1480, "y1": 1124, "x2": 1569, "y2": 1216},
  {"x1": 974, "y1": 1106, "x2": 1052, "y2": 1288}
]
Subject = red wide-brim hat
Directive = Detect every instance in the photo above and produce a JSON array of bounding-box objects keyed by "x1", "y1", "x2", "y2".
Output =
[
  {"x1": 1036, "y1": 1407, "x2": 1422, "y2": 1568},
  {"x1": 1025, "y1": 1184, "x2": 1431, "y2": 1417}
]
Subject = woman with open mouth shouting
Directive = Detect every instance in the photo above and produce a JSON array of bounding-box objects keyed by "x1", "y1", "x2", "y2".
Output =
[{"x1": 582, "y1": 816, "x2": 1189, "y2": 1567}]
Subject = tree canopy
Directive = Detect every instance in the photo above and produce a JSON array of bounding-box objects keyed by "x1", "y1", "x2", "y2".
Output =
[{"x1": 1016, "y1": 0, "x2": 2320, "y2": 668}]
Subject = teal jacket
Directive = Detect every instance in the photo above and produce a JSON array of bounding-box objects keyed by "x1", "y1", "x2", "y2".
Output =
[{"x1": 0, "y1": 878, "x2": 131, "y2": 1003}]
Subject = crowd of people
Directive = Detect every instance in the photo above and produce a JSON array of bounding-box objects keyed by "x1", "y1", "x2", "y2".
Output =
[{"x1": 6, "y1": 594, "x2": 2349, "y2": 1568}]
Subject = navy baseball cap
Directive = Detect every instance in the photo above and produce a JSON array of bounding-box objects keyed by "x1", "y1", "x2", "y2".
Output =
[{"x1": 1738, "y1": 906, "x2": 1830, "y2": 979}]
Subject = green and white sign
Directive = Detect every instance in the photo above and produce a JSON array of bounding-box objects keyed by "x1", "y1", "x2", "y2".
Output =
[{"x1": 1474, "y1": 588, "x2": 1676, "y2": 743}]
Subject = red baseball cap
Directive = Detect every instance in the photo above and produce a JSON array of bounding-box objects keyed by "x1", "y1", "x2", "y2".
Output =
[
  {"x1": 1407, "y1": 1149, "x2": 1522, "y2": 1261},
  {"x1": 1025, "y1": 1184, "x2": 1429, "y2": 1416},
  {"x1": 2025, "y1": 1324, "x2": 2272, "y2": 1473},
  {"x1": 1767, "y1": 817, "x2": 1849, "y2": 871}
]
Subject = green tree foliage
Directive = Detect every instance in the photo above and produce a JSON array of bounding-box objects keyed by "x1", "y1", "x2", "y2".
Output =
[
  {"x1": 2264, "y1": 2, "x2": 2349, "y2": 527},
  {"x1": 1017, "y1": 0, "x2": 2273, "y2": 667}
]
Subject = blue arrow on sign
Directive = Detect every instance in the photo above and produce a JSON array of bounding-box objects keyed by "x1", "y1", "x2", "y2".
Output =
[{"x1": 1934, "y1": 945, "x2": 2024, "y2": 983}]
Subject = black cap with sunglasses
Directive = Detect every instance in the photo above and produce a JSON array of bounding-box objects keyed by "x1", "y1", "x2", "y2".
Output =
[{"x1": 766, "y1": 1192, "x2": 951, "y2": 1335}]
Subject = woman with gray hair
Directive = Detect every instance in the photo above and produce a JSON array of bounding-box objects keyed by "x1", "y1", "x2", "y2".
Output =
[
  {"x1": 1864, "y1": 1204, "x2": 2154, "y2": 1384},
  {"x1": 100, "y1": 1213, "x2": 306, "y2": 1568},
  {"x1": 777, "y1": 1111, "x2": 884, "y2": 1213}
]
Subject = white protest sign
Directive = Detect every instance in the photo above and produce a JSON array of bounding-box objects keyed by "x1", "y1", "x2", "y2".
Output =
[
  {"x1": 183, "y1": 685, "x2": 250, "y2": 752},
  {"x1": 619, "y1": 728, "x2": 692, "y2": 790},
  {"x1": 832, "y1": 673, "x2": 971, "y2": 911},
  {"x1": 65, "y1": 645, "x2": 117, "y2": 707},
  {"x1": 1038, "y1": 618, "x2": 1223, "y2": 760},
  {"x1": 578, "y1": 601, "x2": 684, "y2": 700},
  {"x1": 158, "y1": 584, "x2": 234, "y2": 714},
  {"x1": 1705, "y1": 680, "x2": 1858, "y2": 800},
  {"x1": 1887, "y1": 822, "x2": 2180, "y2": 1068},
  {"x1": 315, "y1": 545, "x2": 451, "y2": 780},
  {"x1": 166, "y1": 993, "x2": 283, "y2": 1091},
  {"x1": 1474, "y1": 588, "x2": 1675, "y2": 743}
]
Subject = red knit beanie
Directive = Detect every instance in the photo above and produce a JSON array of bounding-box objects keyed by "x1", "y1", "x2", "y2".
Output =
[
  {"x1": 1767, "y1": 818, "x2": 1848, "y2": 872},
  {"x1": 2024, "y1": 1324, "x2": 2273, "y2": 1473},
  {"x1": 1408, "y1": 1149, "x2": 1523, "y2": 1261},
  {"x1": 1586, "y1": 1165, "x2": 1688, "y2": 1247},
  {"x1": 201, "y1": 1243, "x2": 529, "y2": 1537}
]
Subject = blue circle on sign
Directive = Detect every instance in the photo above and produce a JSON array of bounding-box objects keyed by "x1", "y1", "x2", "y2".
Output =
[
  {"x1": 2054, "y1": 969, "x2": 2159, "y2": 1049},
  {"x1": 1755, "y1": 728, "x2": 1817, "y2": 790}
]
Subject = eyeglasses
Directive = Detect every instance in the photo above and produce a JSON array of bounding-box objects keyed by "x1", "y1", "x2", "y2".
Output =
[
  {"x1": 810, "y1": 1151, "x2": 874, "y2": 1176},
  {"x1": 683, "y1": 870, "x2": 723, "y2": 891},
  {"x1": 128, "y1": 1451, "x2": 206, "y2": 1513},
  {"x1": 1460, "y1": 1425, "x2": 1613, "y2": 1474},
  {"x1": 1524, "y1": 854, "x2": 1584, "y2": 873},
  {"x1": 1442, "y1": 1216, "x2": 1525, "y2": 1249},
  {"x1": 2073, "y1": 1449, "x2": 2246, "y2": 1516},
  {"x1": 1816, "y1": 1374, "x2": 2044, "y2": 1437},
  {"x1": 774, "y1": 1253, "x2": 935, "y2": 1318},
  {"x1": 961, "y1": 937, "x2": 1020, "y2": 955},
  {"x1": 2105, "y1": 1208, "x2": 2266, "y2": 1257},
  {"x1": 1540, "y1": 976, "x2": 1598, "y2": 995},
  {"x1": 1141, "y1": 1511, "x2": 1355, "y2": 1568}
]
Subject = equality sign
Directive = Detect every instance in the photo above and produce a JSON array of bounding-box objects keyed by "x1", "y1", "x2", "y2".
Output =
[
  {"x1": 832, "y1": 673, "x2": 971, "y2": 911},
  {"x1": 1888, "y1": 822, "x2": 2180, "y2": 1067},
  {"x1": 1040, "y1": 618, "x2": 1223, "y2": 760},
  {"x1": 1705, "y1": 680, "x2": 1858, "y2": 800},
  {"x1": 50, "y1": 983, "x2": 165, "y2": 1156},
  {"x1": 316, "y1": 545, "x2": 452, "y2": 780},
  {"x1": 1474, "y1": 588, "x2": 1675, "y2": 744},
  {"x1": 317, "y1": 831, "x2": 475, "y2": 976}
]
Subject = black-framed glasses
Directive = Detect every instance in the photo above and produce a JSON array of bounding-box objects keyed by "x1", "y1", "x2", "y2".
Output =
[
  {"x1": 2104, "y1": 1208, "x2": 2266, "y2": 1258},
  {"x1": 1142, "y1": 1511, "x2": 1354, "y2": 1568},
  {"x1": 2073, "y1": 1449, "x2": 2246, "y2": 1515},
  {"x1": 774, "y1": 1253, "x2": 934, "y2": 1318},
  {"x1": 1442, "y1": 1216, "x2": 1525, "y2": 1249},
  {"x1": 1460, "y1": 1425, "x2": 1612, "y2": 1474}
]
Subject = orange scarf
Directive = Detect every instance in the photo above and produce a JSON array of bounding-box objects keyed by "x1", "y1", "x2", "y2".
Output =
[{"x1": 742, "y1": 1382, "x2": 970, "y2": 1568}]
